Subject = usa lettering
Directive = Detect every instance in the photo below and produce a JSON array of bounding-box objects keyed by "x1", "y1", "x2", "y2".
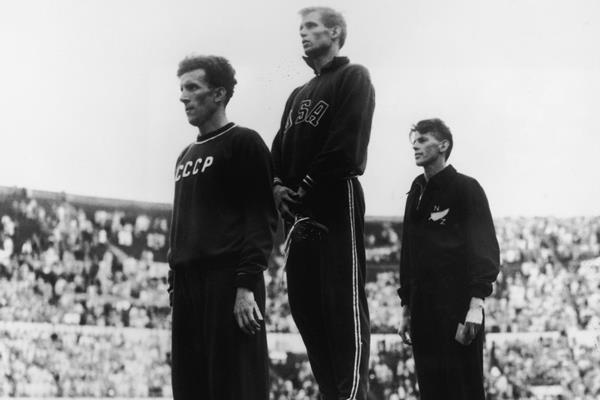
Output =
[
  {"x1": 293, "y1": 99, "x2": 329, "y2": 127},
  {"x1": 175, "y1": 156, "x2": 214, "y2": 181}
]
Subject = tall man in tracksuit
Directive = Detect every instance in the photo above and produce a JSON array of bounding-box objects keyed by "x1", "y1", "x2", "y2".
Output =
[
  {"x1": 168, "y1": 55, "x2": 277, "y2": 400},
  {"x1": 271, "y1": 7, "x2": 375, "y2": 400},
  {"x1": 398, "y1": 119, "x2": 500, "y2": 399}
]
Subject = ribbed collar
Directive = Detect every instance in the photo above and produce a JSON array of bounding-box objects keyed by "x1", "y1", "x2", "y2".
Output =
[
  {"x1": 303, "y1": 56, "x2": 350, "y2": 75},
  {"x1": 196, "y1": 122, "x2": 236, "y2": 144}
]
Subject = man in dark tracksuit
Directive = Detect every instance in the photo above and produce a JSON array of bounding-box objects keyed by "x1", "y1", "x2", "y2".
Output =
[
  {"x1": 168, "y1": 55, "x2": 277, "y2": 400},
  {"x1": 398, "y1": 119, "x2": 500, "y2": 400},
  {"x1": 271, "y1": 7, "x2": 375, "y2": 400}
]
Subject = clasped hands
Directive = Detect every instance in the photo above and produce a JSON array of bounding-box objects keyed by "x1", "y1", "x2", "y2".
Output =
[{"x1": 273, "y1": 185, "x2": 306, "y2": 221}]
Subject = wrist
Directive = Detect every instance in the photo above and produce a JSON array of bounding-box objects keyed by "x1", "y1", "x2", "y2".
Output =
[
  {"x1": 465, "y1": 298, "x2": 484, "y2": 325},
  {"x1": 236, "y1": 287, "x2": 252, "y2": 296},
  {"x1": 469, "y1": 297, "x2": 484, "y2": 309}
]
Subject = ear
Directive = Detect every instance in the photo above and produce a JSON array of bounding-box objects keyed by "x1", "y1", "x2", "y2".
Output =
[
  {"x1": 439, "y1": 139, "x2": 450, "y2": 154},
  {"x1": 212, "y1": 87, "x2": 228, "y2": 104},
  {"x1": 330, "y1": 26, "x2": 341, "y2": 41}
]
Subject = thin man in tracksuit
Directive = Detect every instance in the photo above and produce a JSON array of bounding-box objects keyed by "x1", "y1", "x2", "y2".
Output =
[
  {"x1": 398, "y1": 119, "x2": 500, "y2": 400},
  {"x1": 168, "y1": 55, "x2": 277, "y2": 400},
  {"x1": 271, "y1": 7, "x2": 375, "y2": 400}
]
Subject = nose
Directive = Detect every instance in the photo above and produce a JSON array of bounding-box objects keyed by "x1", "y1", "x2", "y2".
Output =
[
  {"x1": 299, "y1": 26, "x2": 307, "y2": 38},
  {"x1": 180, "y1": 91, "x2": 189, "y2": 104}
]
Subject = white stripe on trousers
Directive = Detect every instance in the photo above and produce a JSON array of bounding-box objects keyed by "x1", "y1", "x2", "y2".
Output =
[{"x1": 347, "y1": 179, "x2": 361, "y2": 400}]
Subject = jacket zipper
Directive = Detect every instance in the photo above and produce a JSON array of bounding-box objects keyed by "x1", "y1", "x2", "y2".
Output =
[{"x1": 416, "y1": 181, "x2": 428, "y2": 210}]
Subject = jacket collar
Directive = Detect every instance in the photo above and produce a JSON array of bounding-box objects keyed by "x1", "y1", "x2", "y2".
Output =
[
  {"x1": 412, "y1": 164, "x2": 457, "y2": 191},
  {"x1": 303, "y1": 56, "x2": 349, "y2": 75}
]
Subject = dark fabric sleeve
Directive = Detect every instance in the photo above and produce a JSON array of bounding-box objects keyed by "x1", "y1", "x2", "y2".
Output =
[
  {"x1": 234, "y1": 131, "x2": 278, "y2": 290},
  {"x1": 463, "y1": 179, "x2": 500, "y2": 298},
  {"x1": 299, "y1": 65, "x2": 375, "y2": 194},
  {"x1": 397, "y1": 192, "x2": 413, "y2": 307},
  {"x1": 271, "y1": 88, "x2": 301, "y2": 187}
]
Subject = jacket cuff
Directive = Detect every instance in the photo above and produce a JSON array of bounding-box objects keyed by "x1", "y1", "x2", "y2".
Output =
[
  {"x1": 234, "y1": 272, "x2": 260, "y2": 290},
  {"x1": 299, "y1": 174, "x2": 316, "y2": 193},
  {"x1": 468, "y1": 283, "x2": 493, "y2": 299}
]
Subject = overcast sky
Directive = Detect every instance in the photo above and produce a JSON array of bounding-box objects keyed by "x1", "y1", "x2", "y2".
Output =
[{"x1": 1, "y1": 0, "x2": 599, "y2": 217}]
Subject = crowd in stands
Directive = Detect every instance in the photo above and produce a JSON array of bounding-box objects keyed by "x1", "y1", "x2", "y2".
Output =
[
  {"x1": 484, "y1": 333, "x2": 600, "y2": 399},
  {"x1": 0, "y1": 187, "x2": 599, "y2": 398},
  {"x1": 0, "y1": 189, "x2": 172, "y2": 330},
  {"x1": 0, "y1": 323, "x2": 171, "y2": 398},
  {"x1": 1, "y1": 324, "x2": 598, "y2": 398},
  {"x1": 486, "y1": 217, "x2": 600, "y2": 334},
  {"x1": 269, "y1": 352, "x2": 320, "y2": 400}
]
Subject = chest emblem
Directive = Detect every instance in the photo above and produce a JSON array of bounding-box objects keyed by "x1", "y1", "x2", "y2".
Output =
[
  {"x1": 429, "y1": 207, "x2": 449, "y2": 225},
  {"x1": 293, "y1": 99, "x2": 329, "y2": 127},
  {"x1": 175, "y1": 156, "x2": 214, "y2": 182}
]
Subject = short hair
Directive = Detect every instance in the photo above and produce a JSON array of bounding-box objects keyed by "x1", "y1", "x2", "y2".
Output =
[
  {"x1": 176, "y1": 55, "x2": 237, "y2": 105},
  {"x1": 410, "y1": 118, "x2": 454, "y2": 160},
  {"x1": 299, "y1": 7, "x2": 347, "y2": 49}
]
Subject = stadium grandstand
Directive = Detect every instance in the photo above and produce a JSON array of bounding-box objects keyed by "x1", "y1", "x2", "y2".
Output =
[{"x1": 0, "y1": 186, "x2": 598, "y2": 399}]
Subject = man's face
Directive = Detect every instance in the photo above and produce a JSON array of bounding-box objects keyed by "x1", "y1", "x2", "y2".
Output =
[
  {"x1": 179, "y1": 69, "x2": 217, "y2": 127},
  {"x1": 411, "y1": 131, "x2": 447, "y2": 167},
  {"x1": 299, "y1": 11, "x2": 335, "y2": 58}
]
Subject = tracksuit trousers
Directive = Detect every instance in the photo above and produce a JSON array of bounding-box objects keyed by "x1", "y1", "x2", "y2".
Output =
[
  {"x1": 285, "y1": 178, "x2": 371, "y2": 400},
  {"x1": 409, "y1": 288, "x2": 485, "y2": 400},
  {"x1": 171, "y1": 266, "x2": 269, "y2": 400}
]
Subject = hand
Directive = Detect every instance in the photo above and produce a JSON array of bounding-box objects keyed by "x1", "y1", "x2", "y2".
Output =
[
  {"x1": 233, "y1": 287, "x2": 263, "y2": 335},
  {"x1": 273, "y1": 185, "x2": 299, "y2": 222},
  {"x1": 397, "y1": 306, "x2": 412, "y2": 346},
  {"x1": 463, "y1": 298, "x2": 484, "y2": 345},
  {"x1": 294, "y1": 186, "x2": 307, "y2": 200}
]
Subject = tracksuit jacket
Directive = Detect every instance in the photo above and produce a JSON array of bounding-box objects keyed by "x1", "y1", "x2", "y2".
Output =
[
  {"x1": 398, "y1": 164, "x2": 499, "y2": 307},
  {"x1": 271, "y1": 56, "x2": 374, "y2": 198}
]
